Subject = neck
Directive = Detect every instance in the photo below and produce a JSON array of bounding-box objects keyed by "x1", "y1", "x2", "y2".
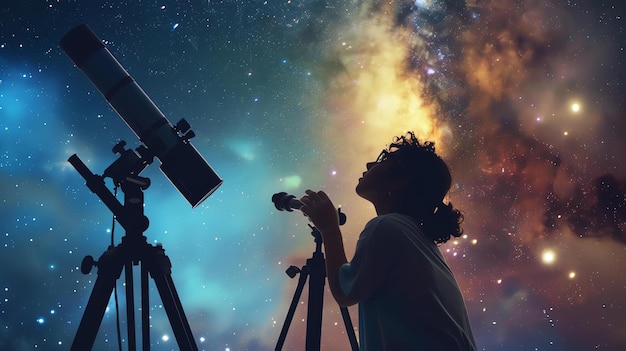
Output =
[{"x1": 372, "y1": 198, "x2": 395, "y2": 216}]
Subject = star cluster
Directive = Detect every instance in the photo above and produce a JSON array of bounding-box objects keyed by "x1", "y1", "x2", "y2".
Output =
[{"x1": 1, "y1": 0, "x2": 626, "y2": 350}]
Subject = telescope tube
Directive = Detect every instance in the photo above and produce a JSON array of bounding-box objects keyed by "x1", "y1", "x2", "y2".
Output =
[{"x1": 60, "y1": 24, "x2": 222, "y2": 207}]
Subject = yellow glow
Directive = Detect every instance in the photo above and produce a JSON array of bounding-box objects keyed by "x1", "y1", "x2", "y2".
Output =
[
  {"x1": 320, "y1": 8, "x2": 444, "y2": 198},
  {"x1": 542, "y1": 250, "x2": 556, "y2": 264},
  {"x1": 568, "y1": 271, "x2": 576, "y2": 279},
  {"x1": 571, "y1": 102, "x2": 581, "y2": 113}
]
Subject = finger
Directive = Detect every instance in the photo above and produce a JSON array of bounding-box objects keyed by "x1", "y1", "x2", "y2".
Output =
[
  {"x1": 299, "y1": 195, "x2": 314, "y2": 205},
  {"x1": 306, "y1": 190, "x2": 320, "y2": 201},
  {"x1": 303, "y1": 190, "x2": 322, "y2": 203},
  {"x1": 317, "y1": 190, "x2": 331, "y2": 202}
]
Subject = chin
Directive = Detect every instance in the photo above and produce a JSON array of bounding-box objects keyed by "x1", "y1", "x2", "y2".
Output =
[{"x1": 355, "y1": 184, "x2": 367, "y2": 200}]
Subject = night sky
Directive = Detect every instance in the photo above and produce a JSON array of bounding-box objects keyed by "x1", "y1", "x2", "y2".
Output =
[{"x1": 2, "y1": 0, "x2": 626, "y2": 350}]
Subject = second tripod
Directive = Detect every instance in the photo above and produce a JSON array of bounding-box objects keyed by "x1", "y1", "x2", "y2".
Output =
[{"x1": 275, "y1": 221, "x2": 359, "y2": 351}]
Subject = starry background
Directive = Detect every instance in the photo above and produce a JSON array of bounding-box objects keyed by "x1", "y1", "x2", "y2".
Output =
[{"x1": 2, "y1": 0, "x2": 626, "y2": 350}]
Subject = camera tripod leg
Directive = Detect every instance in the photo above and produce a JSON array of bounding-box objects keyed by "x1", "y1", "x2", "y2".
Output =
[
  {"x1": 340, "y1": 306, "x2": 359, "y2": 350},
  {"x1": 275, "y1": 265, "x2": 309, "y2": 350},
  {"x1": 305, "y1": 254, "x2": 325, "y2": 351},
  {"x1": 274, "y1": 235, "x2": 360, "y2": 351}
]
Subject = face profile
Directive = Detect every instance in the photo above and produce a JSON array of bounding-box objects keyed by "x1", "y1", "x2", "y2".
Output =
[{"x1": 356, "y1": 151, "x2": 404, "y2": 210}]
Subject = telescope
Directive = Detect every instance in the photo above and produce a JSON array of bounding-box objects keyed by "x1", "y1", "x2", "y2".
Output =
[
  {"x1": 272, "y1": 192, "x2": 347, "y2": 225},
  {"x1": 61, "y1": 24, "x2": 222, "y2": 350},
  {"x1": 60, "y1": 24, "x2": 222, "y2": 207}
]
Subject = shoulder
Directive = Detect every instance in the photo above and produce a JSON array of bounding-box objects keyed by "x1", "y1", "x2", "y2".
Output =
[{"x1": 365, "y1": 213, "x2": 436, "y2": 248}]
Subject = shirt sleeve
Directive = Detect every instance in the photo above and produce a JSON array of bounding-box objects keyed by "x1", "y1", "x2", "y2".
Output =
[{"x1": 338, "y1": 216, "x2": 397, "y2": 301}]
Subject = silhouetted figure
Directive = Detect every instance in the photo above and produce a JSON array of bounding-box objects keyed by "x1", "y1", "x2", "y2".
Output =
[{"x1": 300, "y1": 132, "x2": 476, "y2": 351}]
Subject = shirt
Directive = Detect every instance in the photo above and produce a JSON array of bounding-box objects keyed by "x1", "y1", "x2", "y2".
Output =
[{"x1": 338, "y1": 213, "x2": 476, "y2": 351}]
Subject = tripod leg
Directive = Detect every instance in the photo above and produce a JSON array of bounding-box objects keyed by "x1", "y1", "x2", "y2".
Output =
[
  {"x1": 125, "y1": 262, "x2": 137, "y2": 351},
  {"x1": 305, "y1": 254, "x2": 326, "y2": 351},
  {"x1": 340, "y1": 307, "x2": 360, "y2": 351},
  {"x1": 275, "y1": 266, "x2": 309, "y2": 351},
  {"x1": 148, "y1": 245, "x2": 198, "y2": 351},
  {"x1": 141, "y1": 261, "x2": 150, "y2": 351},
  {"x1": 71, "y1": 249, "x2": 124, "y2": 351}
]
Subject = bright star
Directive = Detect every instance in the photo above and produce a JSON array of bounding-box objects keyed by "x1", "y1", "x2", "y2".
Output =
[{"x1": 542, "y1": 249, "x2": 556, "y2": 265}]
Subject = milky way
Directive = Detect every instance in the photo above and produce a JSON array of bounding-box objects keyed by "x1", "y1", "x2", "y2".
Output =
[{"x1": 1, "y1": 0, "x2": 626, "y2": 350}]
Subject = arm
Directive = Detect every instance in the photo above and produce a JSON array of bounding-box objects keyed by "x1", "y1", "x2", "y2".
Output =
[{"x1": 300, "y1": 190, "x2": 359, "y2": 307}]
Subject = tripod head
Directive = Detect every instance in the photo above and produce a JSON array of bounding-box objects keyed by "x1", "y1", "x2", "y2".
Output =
[
  {"x1": 103, "y1": 140, "x2": 152, "y2": 188},
  {"x1": 68, "y1": 141, "x2": 153, "y2": 234}
]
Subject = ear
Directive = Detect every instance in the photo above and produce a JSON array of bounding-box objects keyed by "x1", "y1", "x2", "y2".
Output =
[{"x1": 389, "y1": 171, "x2": 411, "y2": 193}]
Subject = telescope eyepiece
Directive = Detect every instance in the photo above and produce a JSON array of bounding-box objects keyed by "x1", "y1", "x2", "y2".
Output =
[{"x1": 272, "y1": 192, "x2": 302, "y2": 212}]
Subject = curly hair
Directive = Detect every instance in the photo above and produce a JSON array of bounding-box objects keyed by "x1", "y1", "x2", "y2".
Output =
[{"x1": 382, "y1": 132, "x2": 464, "y2": 244}]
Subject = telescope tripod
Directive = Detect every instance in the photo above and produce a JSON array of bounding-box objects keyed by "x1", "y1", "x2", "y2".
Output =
[
  {"x1": 275, "y1": 224, "x2": 359, "y2": 351},
  {"x1": 68, "y1": 153, "x2": 198, "y2": 351}
]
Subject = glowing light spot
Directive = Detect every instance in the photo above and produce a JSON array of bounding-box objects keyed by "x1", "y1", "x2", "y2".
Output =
[
  {"x1": 162, "y1": 334, "x2": 170, "y2": 342},
  {"x1": 542, "y1": 250, "x2": 556, "y2": 265},
  {"x1": 281, "y1": 175, "x2": 302, "y2": 189},
  {"x1": 228, "y1": 140, "x2": 257, "y2": 161},
  {"x1": 414, "y1": 0, "x2": 432, "y2": 9},
  {"x1": 471, "y1": 239, "x2": 478, "y2": 245},
  {"x1": 496, "y1": 279, "x2": 502, "y2": 284},
  {"x1": 571, "y1": 103, "x2": 581, "y2": 113},
  {"x1": 36, "y1": 317, "x2": 45, "y2": 324},
  {"x1": 568, "y1": 271, "x2": 576, "y2": 279}
]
